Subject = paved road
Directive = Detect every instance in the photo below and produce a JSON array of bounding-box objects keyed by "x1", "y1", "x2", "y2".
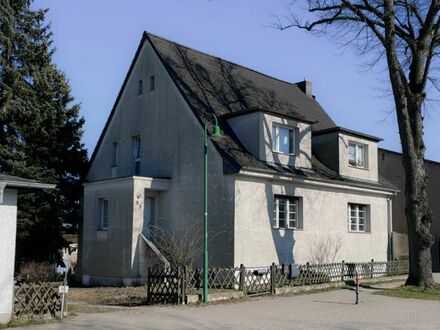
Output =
[{"x1": 19, "y1": 280, "x2": 440, "y2": 330}]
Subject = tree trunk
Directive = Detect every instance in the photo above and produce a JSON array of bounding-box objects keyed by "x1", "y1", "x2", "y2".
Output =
[{"x1": 400, "y1": 101, "x2": 435, "y2": 288}]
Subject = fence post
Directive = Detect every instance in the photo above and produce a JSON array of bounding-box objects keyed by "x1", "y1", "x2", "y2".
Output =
[
  {"x1": 270, "y1": 263, "x2": 276, "y2": 294},
  {"x1": 177, "y1": 267, "x2": 182, "y2": 305},
  {"x1": 181, "y1": 266, "x2": 187, "y2": 305},
  {"x1": 341, "y1": 260, "x2": 345, "y2": 282},
  {"x1": 370, "y1": 259, "x2": 374, "y2": 278},
  {"x1": 306, "y1": 262, "x2": 310, "y2": 285},
  {"x1": 147, "y1": 267, "x2": 151, "y2": 304},
  {"x1": 239, "y1": 264, "x2": 245, "y2": 292}
]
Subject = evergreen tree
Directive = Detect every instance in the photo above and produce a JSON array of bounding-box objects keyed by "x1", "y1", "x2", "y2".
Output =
[{"x1": 0, "y1": 0, "x2": 88, "y2": 263}]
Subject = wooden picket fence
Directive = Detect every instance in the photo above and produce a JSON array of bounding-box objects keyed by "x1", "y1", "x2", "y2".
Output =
[
  {"x1": 14, "y1": 281, "x2": 63, "y2": 319},
  {"x1": 147, "y1": 259, "x2": 409, "y2": 304}
]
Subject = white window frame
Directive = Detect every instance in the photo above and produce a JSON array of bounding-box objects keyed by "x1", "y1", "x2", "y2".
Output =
[
  {"x1": 348, "y1": 203, "x2": 369, "y2": 233},
  {"x1": 99, "y1": 198, "x2": 109, "y2": 230},
  {"x1": 272, "y1": 124, "x2": 296, "y2": 155},
  {"x1": 273, "y1": 196, "x2": 300, "y2": 229},
  {"x1": 348, "y1": 142, "x2": 368, "y2": 168}
]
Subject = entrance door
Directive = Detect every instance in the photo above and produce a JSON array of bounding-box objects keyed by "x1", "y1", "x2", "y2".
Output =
[{"x1": 143, "y1": 197, "x2": 155, "y2": 236}]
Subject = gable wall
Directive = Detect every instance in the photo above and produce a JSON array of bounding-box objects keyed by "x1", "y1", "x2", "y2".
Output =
[{"x1": 85, "y1": 38, "x2": 235, "y2": 271}]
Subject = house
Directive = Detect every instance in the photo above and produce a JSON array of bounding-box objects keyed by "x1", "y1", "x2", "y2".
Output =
[
  {"x1": 0, "y1": 174, "x2": 55, "y2": 324},
  {"x1": 378, "y1": 148, "x2": 440, "y2": 271},
  {"x1": 80, "y1": 32, "x2": 398, "y2": 286}
]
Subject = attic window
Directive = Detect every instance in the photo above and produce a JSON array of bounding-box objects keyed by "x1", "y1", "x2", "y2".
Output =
[
  {"x1": 149, "y1": 75, "x2": 155, "y2": 91},
  {"x1": 272, "y1": 124, "x2": 296, "y2": 155},
  {"x1": 138, "y1": 80, "x2": 143, "y2": 95},
  {"x1": 348, "y1": 142, "x2": 367, "y2": 168}
]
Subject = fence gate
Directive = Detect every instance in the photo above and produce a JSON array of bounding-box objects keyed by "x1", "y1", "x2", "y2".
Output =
[
  {"x1": 243, "y1": 266, "x2": 274, "y2": 295},
  {"x1": 147, "y1": 267, "x2": 184, "y2": 304}
]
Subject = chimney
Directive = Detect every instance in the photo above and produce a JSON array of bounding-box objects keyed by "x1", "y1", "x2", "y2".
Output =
[{"x1": 296, "y1": 80, "x2": 313, "y2": 98}]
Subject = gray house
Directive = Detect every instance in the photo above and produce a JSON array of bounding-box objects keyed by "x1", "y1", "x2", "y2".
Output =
[{"x1": 80, "y1": 32, "x2": 397, "y2": 286}]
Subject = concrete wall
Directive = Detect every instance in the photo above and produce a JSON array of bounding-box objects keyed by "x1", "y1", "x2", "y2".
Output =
[
  {"x1": 262, "y1": 114, "x2": 312, "y2": 169},
  {"x1": 338, "y1": 133, "x2": 378, "y2": 182},
  {"x1": 234, "y1": 176, "x2": 389, "y2": 266},
  {"x1": 0, "y1": 189, "x2": 17, "y2": 324},
  {"x1": 83, "y1": 38, "x2": 235, "y2": 284}
]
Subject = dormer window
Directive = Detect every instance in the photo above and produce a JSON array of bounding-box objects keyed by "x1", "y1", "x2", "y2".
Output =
[
  {"x1": 348, "y1": 142, "x2": 367, "y2": 168},
  {"x1": 272, "y1": 124, "x2": 295, "y2": 154}
]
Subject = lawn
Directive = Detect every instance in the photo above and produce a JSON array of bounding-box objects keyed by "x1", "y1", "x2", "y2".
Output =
[
  {"x1": 374, "y1": 285, "x2": 440, "y2": 301},
  {"x1": 68, "y1": 286, "x2": 148, "y2": 306}
]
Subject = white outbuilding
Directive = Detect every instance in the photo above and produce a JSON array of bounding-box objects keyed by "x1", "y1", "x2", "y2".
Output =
[{"x1": 0, "y1": 174, "x2": 55, "y2": 324}]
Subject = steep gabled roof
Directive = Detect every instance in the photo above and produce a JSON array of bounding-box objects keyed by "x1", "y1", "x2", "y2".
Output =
[{"x1": 89, "y1": 32, "x2": 395, "y2": 192}]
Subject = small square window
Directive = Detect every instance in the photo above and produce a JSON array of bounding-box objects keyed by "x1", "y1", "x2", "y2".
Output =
[
  {"x1": 272, "y1": 124, "x2": 296, "y2": 154},
  {"x1": 348, "y1": 203, "x2": 370, "y2": 233},
  {"x1": 138, "y1": 80, "x2": 143, "y2": 95},
  {"x1": 273, "y1": 196, "x2": 301, "y2": 229},
  {"x1": 150, "y1": 75, "x2": 155, "y2": 91},
  {"x1": 348, "y1": 142, "x2": 367, "y2": 168}
]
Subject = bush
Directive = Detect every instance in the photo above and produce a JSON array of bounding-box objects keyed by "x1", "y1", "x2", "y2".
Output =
[{"x1": 17, "y1": 261, "x2": 59, "y2": 282}]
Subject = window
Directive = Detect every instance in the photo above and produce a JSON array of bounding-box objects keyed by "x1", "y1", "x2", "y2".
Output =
[
  {"x1": 272, "y1": 124, "x2": 296, "y2": 154},
  {"x1": 348, "y1": 142, "x2": 367, "y2": 168},
  {"x1": 149, "y1": 75, "x2": 155, "y2": 91},
  {"x1": 348, "y1": 203, "x2": 369, "y2": 232},
  {"x1": 132, "y1": 135, "x2": 141, "y2": 175},
  {"x1": 99, "y1": 198, "x2": 109, "y2": 230},
  {"x1": 273, "y1": 196, "x2": 300, "y2": 229},
  {"x1": 138, "y1": 80, "x2": 143, "y2": 95},
  {"x1": 111, "y1": 142, "x2": 118, "y2": 167}
]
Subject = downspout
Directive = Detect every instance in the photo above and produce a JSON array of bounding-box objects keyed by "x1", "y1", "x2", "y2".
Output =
[{"x1": 387, "y1": 197, "x2": 394, "y2": 261}]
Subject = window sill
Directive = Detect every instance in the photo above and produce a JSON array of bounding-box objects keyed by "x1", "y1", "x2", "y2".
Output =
[
  {"x1": 96, "y1": 230, "x2": 108, "y2": 240},
  {"x1": 348, "y1": 164, "x2": 369, "y2": 171},
  {"x1": 272, "y1": 150, "x2": 298, "y2": 157},
  {"x1": 348, "y1": 230, "x2": 370, "y2": 234},
  {"x1": 273, "y1": 227, "x2": 303, "y2": 231}
]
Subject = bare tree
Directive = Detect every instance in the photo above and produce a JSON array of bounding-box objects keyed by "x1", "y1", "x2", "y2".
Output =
[
  {"x1": 275, "y1": 0, "x2": 439, "y2": 288},
  {"x1": 307, "y1": 232, "x2": 344, "y2": 264}
]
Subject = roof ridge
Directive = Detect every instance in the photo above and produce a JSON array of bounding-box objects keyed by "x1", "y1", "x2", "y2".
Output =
[{"x1": 145, "y1": 31, "x2": 307, "y2": 91}]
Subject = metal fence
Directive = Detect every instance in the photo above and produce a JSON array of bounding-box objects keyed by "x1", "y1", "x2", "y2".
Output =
[
  {"x1": 14, "y1": 281, "x2": 63, "y2": 319},
  {"x1": 147, "y1": 259, "x2": 409, "y2": 304}
]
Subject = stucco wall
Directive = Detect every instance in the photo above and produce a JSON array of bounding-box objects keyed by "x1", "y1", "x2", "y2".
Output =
[
  {"x1": 227, "y1": 112, "x2": 261, "y2": 159},
  {"x1": 83, "y1": 37, "x2": 235, "y2": 284},
  {"x1": 338, "y1": 133, "x2": 378, "y2": 182},
  {"x1": 312, "y1": 132, "x2": 339, "y2": 172},
  {"x1": 82, "y1": 179, "x2": 135, "y2": 285},
  {"x1": 261, "y1": 114, "x2": 312, "y2": 169},
  {"x1": 0, "y1": 189, "x2": 17, "y2": 324},
  {"x1": 234, "y1": 176, "x2": 389, "y2": 266}
]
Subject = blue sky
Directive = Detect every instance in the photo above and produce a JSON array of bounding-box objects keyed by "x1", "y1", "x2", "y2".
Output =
[{"x1": 33, "y1": 0, "x2": 440, "y2": 161}]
